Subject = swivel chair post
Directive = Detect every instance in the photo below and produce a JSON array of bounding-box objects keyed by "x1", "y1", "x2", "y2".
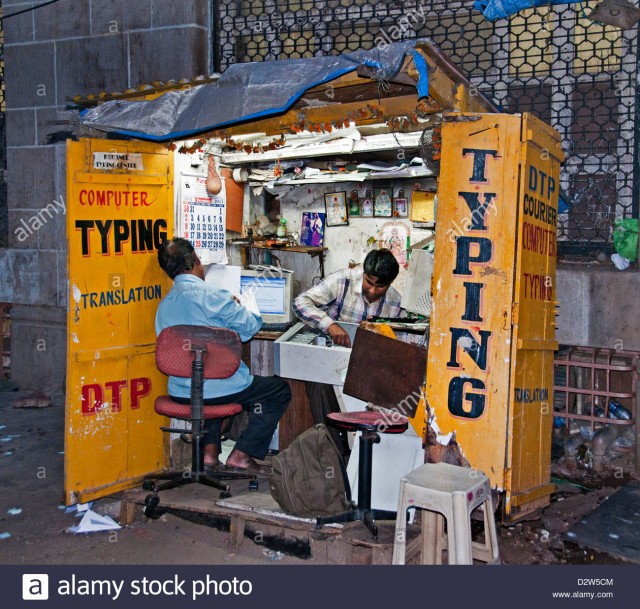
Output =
[
  {"x1": 357, "y1": 429, "x2": 379, "y2": 513},
  {"x1": 190, "y1": 347, "x2": 206, "y2": 477}
]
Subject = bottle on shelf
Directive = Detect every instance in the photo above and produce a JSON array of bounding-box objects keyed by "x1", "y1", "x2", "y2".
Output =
[{"x1": 277, "y1": 218, "x2": 287, "y2": 238}]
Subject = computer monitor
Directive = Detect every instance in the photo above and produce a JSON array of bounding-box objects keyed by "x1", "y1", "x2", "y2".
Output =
[{"x1": 240, "y1": 269, "x2": 295, "y2": 324}]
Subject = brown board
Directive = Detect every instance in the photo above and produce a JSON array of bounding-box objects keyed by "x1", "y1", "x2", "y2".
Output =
[
  {"x1": 221, "y1": 168, "x2": 244, "y2": 233},
  {"x1": 343, "y1": 327, "x2": 427, "y2": 417}
]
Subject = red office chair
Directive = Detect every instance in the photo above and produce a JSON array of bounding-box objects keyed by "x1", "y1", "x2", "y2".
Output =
[{"x1": 143, "y1": 325, "x2": 255, "y2": 513}]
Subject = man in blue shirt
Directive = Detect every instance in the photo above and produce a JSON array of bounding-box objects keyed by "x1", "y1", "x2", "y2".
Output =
[{"x1": 155, "y1": 238, "x2": 290, "y2": 473}]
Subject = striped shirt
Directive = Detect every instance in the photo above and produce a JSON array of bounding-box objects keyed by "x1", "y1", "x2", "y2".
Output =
[{"x1": 293, "y1": 267, "x2": 402, "y2": 332}]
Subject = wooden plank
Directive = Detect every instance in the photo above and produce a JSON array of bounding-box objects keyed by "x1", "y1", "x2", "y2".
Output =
[
  {"x1": 222, "y1": 95, "x2": 423, "y2": 137},
  {"x1": 117, "y1": 486, "x2": 399, "y2": 563},
  {"x1": 326, "y1": 538, "x2": 353, "y2": 564},
  {"x1": 371, "y1": 544, "x2": 392, "y2": 565},
  {"x1": 352, "y1": 545, "x2": 373, "y2": 565},
  {"x1": 119, "y1": 500, "x2": 138, "y2": 526},
  {"x1": 229, "y1": 515, "x2": 246, "y2": 553},
  {"x1": 302, "y1": 81, "x2": 415, "y2": 105}
]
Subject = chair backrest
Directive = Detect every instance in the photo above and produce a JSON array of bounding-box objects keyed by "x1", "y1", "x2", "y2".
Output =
[{"x1": 155, "y1": 325, "x2": 242, "y2": 380}]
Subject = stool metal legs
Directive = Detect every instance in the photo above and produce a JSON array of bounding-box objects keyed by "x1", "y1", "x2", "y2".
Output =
[{"x1": 316, "y1": 430, "x2": 397, "y2": 538}]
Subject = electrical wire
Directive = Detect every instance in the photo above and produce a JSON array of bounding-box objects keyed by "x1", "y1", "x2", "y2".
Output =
[{"x1": 1, "y1": 0, "x2": 67, "y2": 20}]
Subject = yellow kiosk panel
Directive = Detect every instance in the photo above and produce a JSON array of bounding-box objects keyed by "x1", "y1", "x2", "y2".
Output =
[
  {"x1": 65, "y1": 139, "x2": 173, "y2": 504},
  {"x1": 427, "y1": 113, "x2": 563, "y2": 520}
]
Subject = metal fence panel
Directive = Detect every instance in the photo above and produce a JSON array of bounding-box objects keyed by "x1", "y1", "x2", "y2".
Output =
[{"x1": 213, "y1": 0, "x2": 640, "y2": 254}]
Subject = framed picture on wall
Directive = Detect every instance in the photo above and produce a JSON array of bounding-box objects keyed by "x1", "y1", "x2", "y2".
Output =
[
  {"x1": 348, "y1": 190, "x2": 361, "y2": 217},
  {"x1": 300, "y1": 211, "x2": 325, "y2": 247},
  {"x1": 325, "y1": 191, "x2": 349, "y2": 226},
  {"x1": 361, "y1": 190, "x2": 374, "y2": 217},
  {"x1": 393, "y1": 190, "x2": 409, "y2": 218},
  {"x1": 373, "y1": 186, "x2": 393, "y2": 218},
  {"x1": 410, "y1": 190, "x2": 436, "y2": 224}
]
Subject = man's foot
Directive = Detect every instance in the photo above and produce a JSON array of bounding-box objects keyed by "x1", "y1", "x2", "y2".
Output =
[
  {"x1": 225, "y1": 448, "x2": 271, "y2": 475},
  {"x1": 203, "y1": 443, "x2": 221, "y2": 468}
]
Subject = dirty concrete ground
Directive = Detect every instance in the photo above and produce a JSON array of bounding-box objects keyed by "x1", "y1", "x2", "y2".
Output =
[{"x1": 0, "y1": 389, "x2": 637, "y2": 566}]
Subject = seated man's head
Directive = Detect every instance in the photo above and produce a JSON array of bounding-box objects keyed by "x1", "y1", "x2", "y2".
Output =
[
  {"x1": 157, "y1": 237, "x2": 204, "y2": 280},
  {"x1": 362, "y1": 248, "x2": 399, "y2": 303}
]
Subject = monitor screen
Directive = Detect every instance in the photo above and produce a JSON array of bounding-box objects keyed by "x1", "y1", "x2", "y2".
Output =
[
  {"x1": 240, "y1": 276, "x2": 286, "y2": 315},
  {"x1": 240, "y1": 270, "x2": 295, "y2": 323}
]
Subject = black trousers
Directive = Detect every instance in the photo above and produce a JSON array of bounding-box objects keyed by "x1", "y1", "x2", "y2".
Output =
[{"x1": 172, "y1": 376, "x2": 291, "y2": 460}]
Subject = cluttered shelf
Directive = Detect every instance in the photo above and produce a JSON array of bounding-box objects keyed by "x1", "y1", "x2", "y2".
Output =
[
  {"x1": 240, "y1": 243, "x2": 327, "y2": 255},
  {"x1": 232, "y1": 240, "x2": 328, "y2": 278}
]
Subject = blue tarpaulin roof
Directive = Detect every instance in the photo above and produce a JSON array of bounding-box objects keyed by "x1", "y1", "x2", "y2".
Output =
[
  {"x1": 80, "y1": 40, "x2": 430, "y2": 142},
  {"x1": 474, "y1": 1, "x2": 581, "y2": 21}
]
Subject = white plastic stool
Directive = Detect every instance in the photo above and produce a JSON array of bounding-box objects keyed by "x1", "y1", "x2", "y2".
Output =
[{"x1": 392, "y1": 462, "x2": 500, "y2": 565}]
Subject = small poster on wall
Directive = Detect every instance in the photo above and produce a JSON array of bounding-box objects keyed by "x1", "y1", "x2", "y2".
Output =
[
  {"x1": 393, "y1": 190, "x2": 409, "y2": 218},
  {"x1": 300, "y1": 212, "x2": 326, "y2": 247},
  {"x1": 348, "y1": 190, "x2": 361, "y2": 217},
  {"x1": 379, "y1": 221, "x2": 410, "y2": 269},
  {"x1": 410, "y1": 190, "x2": 436, "y2": 224},
  {"x1": 325, "y1": 191, "x2": 349, "y2": 226},
  {"x1": 374, "y1": 186, "x2": 393, "y2": 218},
  {"x1": 361, "y1": 190, "x2": 374, "y2": 217}
]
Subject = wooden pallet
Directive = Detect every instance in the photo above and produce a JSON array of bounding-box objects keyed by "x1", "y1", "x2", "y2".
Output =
[{"x1": 116, "y1": 478, "x2": 412, "y2": 564}]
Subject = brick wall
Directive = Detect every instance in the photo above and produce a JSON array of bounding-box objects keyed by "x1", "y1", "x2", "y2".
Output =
[{"x1": 0, "y1": 0, "x2": 210, "y2": 391}]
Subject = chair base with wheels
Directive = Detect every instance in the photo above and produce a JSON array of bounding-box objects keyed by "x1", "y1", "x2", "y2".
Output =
[
  {"x1": 315, "y1": 410, "x2": 408, "y2": 539},
  {"x1": 143, "y1": 325, "x2": 256, "y2": 514},
  {"x1": 143, "y1": 401, "x2": 256, "y2": 512},
  {"x1": 392, "y1": 462, "x2": 500, "y2": 565}
]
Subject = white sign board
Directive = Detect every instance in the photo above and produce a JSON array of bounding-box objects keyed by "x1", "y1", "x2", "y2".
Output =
[{"x1": 93, "y1": 152, "x2": 144, "y2": 171}]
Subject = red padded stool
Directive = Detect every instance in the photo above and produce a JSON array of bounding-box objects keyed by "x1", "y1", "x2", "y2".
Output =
[
  {"x1": 143, "y1": 325, "x2": 255, "y2": 513},
  {"x1": 316, "y1": 410, "x2": 408, "y2": 538}
]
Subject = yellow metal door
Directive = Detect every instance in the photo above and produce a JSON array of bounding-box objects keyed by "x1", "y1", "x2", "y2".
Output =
[
  {"x1": 427, "y1": 113, "x2": 521, "y2": 493},
  {"x1": 65, "y1": 138, "x2": 174, "y2": 504},
  {"x1": 427, "y1": 113, "x2": 564, "y2": 520},
  {"x1": 505, "y1": 114, "x2": 564, "y2": 519}
]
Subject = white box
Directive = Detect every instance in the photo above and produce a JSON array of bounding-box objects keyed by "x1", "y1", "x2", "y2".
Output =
[{"x1": 273, "y1": 321, "x2": 358, "y2": 385}]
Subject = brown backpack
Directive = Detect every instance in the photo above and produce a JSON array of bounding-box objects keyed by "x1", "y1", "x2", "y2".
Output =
[{"x1": 268, "y1": 424, "x2": 352, "y2": 518}]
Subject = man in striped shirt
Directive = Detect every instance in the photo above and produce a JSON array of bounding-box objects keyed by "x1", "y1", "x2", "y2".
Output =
[{"x1": 292, "y1": 249, "x2": 402, "y2": 454}]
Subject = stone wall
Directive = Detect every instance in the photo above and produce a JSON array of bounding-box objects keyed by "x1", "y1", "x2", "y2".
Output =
[
  {"x1": 556, "y1": 265, "x2": 640, "y2": 352},
  {"x1": 0, "y1": 0, "x2": 210, "y2": 391}
]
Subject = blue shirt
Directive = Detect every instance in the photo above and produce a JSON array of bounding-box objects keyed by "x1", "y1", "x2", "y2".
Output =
[{"x1": 155, "y1": 274, "x2": 262, "y2": 399}]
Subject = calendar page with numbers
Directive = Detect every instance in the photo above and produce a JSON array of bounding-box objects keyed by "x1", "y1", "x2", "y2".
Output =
[{"x1": 179, "y1": 172, "x2": 227, "y2": 264}]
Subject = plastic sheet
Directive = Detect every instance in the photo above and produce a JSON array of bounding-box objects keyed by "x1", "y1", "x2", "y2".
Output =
[
  {"x1": 474, "y1": 0, "x2": 582, "y2": 21},
  {"x1": 81, "y1": 40, "x2": 430, "y2": 142}
]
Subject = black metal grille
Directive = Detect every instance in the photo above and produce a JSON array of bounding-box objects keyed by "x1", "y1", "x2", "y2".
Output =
[{"x1": 213, "y1": 0, "x2": 640, "y2": 255}]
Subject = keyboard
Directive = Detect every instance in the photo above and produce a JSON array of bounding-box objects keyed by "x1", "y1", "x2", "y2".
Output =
[{"x1": 260, "y1": 322, "x2": 295, "y2": 333}]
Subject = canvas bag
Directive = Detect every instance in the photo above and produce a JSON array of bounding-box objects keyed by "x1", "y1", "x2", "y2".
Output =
[{"x1": 268, "y1": 424, "x2": 352, "y2": 518}]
